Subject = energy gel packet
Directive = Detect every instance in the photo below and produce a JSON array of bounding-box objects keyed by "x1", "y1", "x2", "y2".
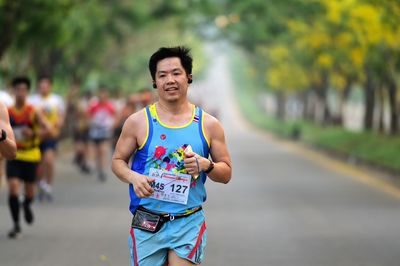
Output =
[{"x1": 184, "y1": 145, "x2": 199, "y2": 179}]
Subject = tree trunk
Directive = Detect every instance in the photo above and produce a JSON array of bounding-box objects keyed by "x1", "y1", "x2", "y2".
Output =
[
  {"x1": 377, "y1": 83, "x2": 385, "y2": 133},
  {"x1": 339, "y1": 77, "x2": 353, "y2": 127},
  {"x1": 302, "y1": 90, "x2": 314, "y2": 121},
  {"x1": 363, "y1": 68, "x2": 375, "y2": 130},
  {"x1": 276, "y1": 90, "x2": 285, "y2": 120},
  {"x1": 0, "y1": 0, "x2": 22, "y2": 61},
  {"x1": 30, "y1": 47, "x2": 62, "y2": 77},
  {"x1": 313, "y1": 72, "x2": 331, "y2": 125},
  {"x1": 298, "y1": 90, "x2": 308, "y2": 120},
  {"x1": 387, "y1": 76, "x2": 398, "y2": 135},
  {"x1": 323, "y1": 74, "x2": 331, "y2": 124}
]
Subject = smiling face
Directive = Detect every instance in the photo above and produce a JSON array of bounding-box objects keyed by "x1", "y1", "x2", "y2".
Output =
[{"x1": 154, "y1": 57, "x2": 192, "y2": 103}]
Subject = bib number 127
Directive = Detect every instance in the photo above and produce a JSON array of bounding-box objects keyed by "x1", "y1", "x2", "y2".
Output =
[{"x1": 170, "y1": 184, "x2": 188, "y2": 194}]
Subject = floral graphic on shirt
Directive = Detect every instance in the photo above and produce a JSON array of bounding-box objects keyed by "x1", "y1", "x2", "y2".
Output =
[
  {"x1": 154, "y1": 146, "x2": 167, "y2": 160},
  {"x1": 149, "y1": 144, "x2": 198, "y2": 186}
]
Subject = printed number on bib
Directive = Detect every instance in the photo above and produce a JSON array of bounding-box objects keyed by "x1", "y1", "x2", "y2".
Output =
[{"x1": 149, "y1": 168, "x2": 191, "y2": 205}]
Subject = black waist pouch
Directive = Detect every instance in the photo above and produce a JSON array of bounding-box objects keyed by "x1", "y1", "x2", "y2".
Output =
[{"x1": 131, "y1": 206, "x2": 202, "y2": 233}]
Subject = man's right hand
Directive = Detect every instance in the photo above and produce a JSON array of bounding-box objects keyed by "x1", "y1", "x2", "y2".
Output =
[{"x1": 131, "y1": 174, "x2": 155, "y2": 198}]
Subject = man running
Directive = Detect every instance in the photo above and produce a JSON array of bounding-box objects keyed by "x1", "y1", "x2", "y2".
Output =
[
  {"x1": 29, "y1": 75, "x2": 65, "y2": 201},
  {"x1": 7, "y1": 77, "x2": 52, "y2": 239},
  {"x1": 112, "y1": 93, "x2": 139, "y2": 149},
  {"x1": 0, "y1": 88, "x2": 14, "y2": 107},
  {"x1": 88, "y1": 87, "x2": 115, "y2": 181},
  {"x1": 112, "y1": 46, "x2": 232, "y2": 265},
  {"x1": 72, "y1": 90, "x2": 92, "y2": 174}
]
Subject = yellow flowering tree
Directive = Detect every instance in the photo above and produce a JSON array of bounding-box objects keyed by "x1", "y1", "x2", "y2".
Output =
[{"x1": 207, "y1": 0, "x2": 400, "y2": 132}]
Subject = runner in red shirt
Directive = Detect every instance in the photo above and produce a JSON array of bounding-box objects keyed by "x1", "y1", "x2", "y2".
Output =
[{"x1": 87, "y1": 87, "x2": 116, "y2": 181}]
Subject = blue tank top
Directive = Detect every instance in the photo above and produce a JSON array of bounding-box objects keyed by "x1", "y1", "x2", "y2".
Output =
[{"x1": 129, "y1": 104, "x2": 210, "y2": 215}]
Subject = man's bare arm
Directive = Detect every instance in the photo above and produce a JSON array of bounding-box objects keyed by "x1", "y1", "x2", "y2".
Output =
[
  {"x1": 36, "y1": 109, "x2": 56, "y2": 138},
  {"x1": 204, "y1": 115, "x2": 232, "y2": 183},
  {"x1": 111, "y1": 111, "x2": 155, "y2": 197},
  {"x1": 0, "y1": 102, "x2": 16, "y2": 159},
  {"x1": 184, "y1": 113, "x2": 232, "y2": 184}
]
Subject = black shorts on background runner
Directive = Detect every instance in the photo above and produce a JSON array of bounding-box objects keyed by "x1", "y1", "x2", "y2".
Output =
[{"x1": 6, "y1": 160, "x2": 38, "y2": 183}]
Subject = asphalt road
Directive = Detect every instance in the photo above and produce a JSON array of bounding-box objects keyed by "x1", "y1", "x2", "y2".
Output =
[{"x1": 1, "y1": 44, "x2": 400, "y2": 266}]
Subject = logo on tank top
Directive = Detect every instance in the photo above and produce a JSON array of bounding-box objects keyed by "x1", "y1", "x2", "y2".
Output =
[{"x1": 160, "y1": 134, "x2": 166, "y2": 140}]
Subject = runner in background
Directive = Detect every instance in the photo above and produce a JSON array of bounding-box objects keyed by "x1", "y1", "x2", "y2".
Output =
[
  {"x1": 0, "y1": 88, "x2": 14, "y2": 107},
  {"x1": 29, "y1": 75, "x2": 65, "y2": 202},
  {"x1": 111, "y1": 87, "x2": 125, "y2": 115},
  {"x1": 87, "y1": 86, "x2": 115, "y2": 182},
  {"x1": 7, "y1": 76, "x2": 52, "y2": 239},
  {"x1": 112, "y1": 93, "x2": 139, "y2": 149},
  {"x1": 137, "y1": 87, "x2": 156, "y2": 108},
  {"x1": 72, "y1": 90, "x2": 92, "y2": 174}
]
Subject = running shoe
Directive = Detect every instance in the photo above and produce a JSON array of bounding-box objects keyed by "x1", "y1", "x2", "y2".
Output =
[
  {"x1": 98, "y1": 171, "x2": 107, "y2": 182},
  {"x1": 8, "y1": 226, "x2": 22, "y2": 239},
  {"x1": 23, "y1": 203, "x2": 34, "y2": 224}
]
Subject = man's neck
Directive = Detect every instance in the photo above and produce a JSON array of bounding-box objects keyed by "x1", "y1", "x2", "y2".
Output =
[
  {"x1": 157, "y1": 99, "x2": 191, "y2": 116},
  {"x1": 155, "y1": 99, "x2": 194, "y2": 127},
  {"x1": 15, "y1": 100, "x2": 25, "y2": 109}
]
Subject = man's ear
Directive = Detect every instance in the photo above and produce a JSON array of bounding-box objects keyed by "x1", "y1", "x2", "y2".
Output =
[
  {"x1": 152, "y1": 82, "x2": 157, "y2": 89},
  {"x1": 188, "y1": 74, "x2": 193, "y2": 84}
]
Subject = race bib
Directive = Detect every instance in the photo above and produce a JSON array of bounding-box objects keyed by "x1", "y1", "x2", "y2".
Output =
[
  {"x1": 148, "y1": 168, "x2": 191, "y2": 205},
  {"x1": 13, "y1": 126, "x2": 28, "y2": 142}
]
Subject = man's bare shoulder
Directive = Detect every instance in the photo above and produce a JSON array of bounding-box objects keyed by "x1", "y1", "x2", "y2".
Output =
[
  {"x1": 120, "y1": 108, "x2": 148, "y2": 148},
  {"x1": 203, "y1": 111, "x2": 220, "y2": 127},
  {"x1": 203, "y1": 111, "x2": 224, "y2": 138},
  {"x1": 124, "y1": 108, "x2": 147, "y2": 128}
]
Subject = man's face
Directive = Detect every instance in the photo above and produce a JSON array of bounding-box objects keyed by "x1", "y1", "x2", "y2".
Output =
[
  {"x1": 38, "y1": 79, "x2": 51, "y2": 96},
  {"x1": 154, "y1": 57, "x2": 191, "y2": 103},
  {"x1": 13, "y1": 83, "x2": 29, "y2": 103},
  {"x1": 98, "y1": 89, "x2": 109, "y2": 102}
]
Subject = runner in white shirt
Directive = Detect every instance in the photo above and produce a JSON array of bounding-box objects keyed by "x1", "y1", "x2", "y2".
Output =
[
  {"x1": 0, "y1": 89, "x2": 14, "y2": 107},
  {"x1": 28, "y1": 75, "x2": 65, "y2": 201}
]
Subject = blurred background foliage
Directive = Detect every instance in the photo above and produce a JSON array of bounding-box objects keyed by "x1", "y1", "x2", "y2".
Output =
[
  {"x1": 1, "y1": 0, "x2": 400, "y2": 141},
  {"x1": 208, "y1": 0, "x2": 400, "y2": 171},
  {"x1": 207, "y1": 0, "x2": 400, "y2": 136},
  {"x1": 0, "y1": 0, "x2": 207, "y2": 94}
]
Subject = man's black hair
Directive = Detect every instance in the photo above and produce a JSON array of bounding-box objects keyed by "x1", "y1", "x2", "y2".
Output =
[
  {"x1": 98, "y1": 84, "x2": 109, "y2": 92},
  {"x1": 148, "y1": 46, "x2": 193, "y2": 81},
  {"x1": 12, "y1": 76, "x2": 31, "y2": 90},
  {"x1": 38, "y1": 74, "x2": 52, "y2": 83}
]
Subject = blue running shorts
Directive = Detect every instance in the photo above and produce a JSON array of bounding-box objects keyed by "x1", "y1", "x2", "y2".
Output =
[
  {"x1": 39, "y1": 139, "x2": 58, "y2": 151},
  {"x1": 128, "y1": 209, "x2": 207, "y2": 266}
]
